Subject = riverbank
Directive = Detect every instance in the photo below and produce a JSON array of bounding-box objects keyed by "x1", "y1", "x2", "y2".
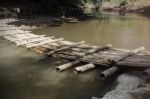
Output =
[{"x1": 102, "y1": 1, "x2": 150, "y2": 16}]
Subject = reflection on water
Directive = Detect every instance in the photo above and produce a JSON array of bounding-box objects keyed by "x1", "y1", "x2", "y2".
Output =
[
  {"x1": 0, "y1": 13, "x2": 150, "y2": 99},
  {"x1": 33, "y1": 13, "x2": 150, "y2": 49}
]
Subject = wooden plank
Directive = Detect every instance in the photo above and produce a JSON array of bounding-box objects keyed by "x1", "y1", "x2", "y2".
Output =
[
  {"x1": 16, "y1": 36, "x2": 54, "y2": 46},
  {"x1": 26, "y1": 38, "x2": 64, "y2": 48}
]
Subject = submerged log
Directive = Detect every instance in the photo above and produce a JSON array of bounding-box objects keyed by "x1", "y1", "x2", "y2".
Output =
[{"x1": 74, "y1": 63, "x2": 95, "y2": 73}]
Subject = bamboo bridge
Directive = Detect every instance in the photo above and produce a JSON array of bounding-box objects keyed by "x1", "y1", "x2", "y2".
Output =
[{"x1": 1, "y1": 19, "x2": 150, "y2": 79}]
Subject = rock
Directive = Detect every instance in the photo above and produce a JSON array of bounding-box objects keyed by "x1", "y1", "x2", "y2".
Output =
[{"x1": 94, "y1": 71, "x2": 150, "y2": 99}]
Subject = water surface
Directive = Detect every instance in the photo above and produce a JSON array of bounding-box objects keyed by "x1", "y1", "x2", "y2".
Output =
[
  {"x1": 0, "y1": 13, "x2": 150, "y2": 99},
  {"x1": 34, "y1": 13, "x2": 150, "y2": 49}
]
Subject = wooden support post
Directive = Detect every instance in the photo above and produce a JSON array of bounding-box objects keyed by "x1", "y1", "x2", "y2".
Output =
[
  {"x1": 143, "y1": 69, "x2": 150, "y2": 79},
  {"x1": 100, "y1": 66, "x2": 119, "y2": 79},
  {"x1": 56, "y1": 60, "x2": 80, "y2": 72},
  {"x1": 74, "y1": 63, "x2": 95, "y2": 73}
]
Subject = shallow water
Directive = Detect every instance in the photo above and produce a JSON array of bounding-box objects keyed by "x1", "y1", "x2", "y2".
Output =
[
  {"x1": 0, "y1": 39, "x2": 116, "y2": 99},
  {"x1": 34, "y1": 13, "x2": 150, "y2": 49},
  {"x1": 0, "y1": 13, "x2": 150, "y2": 99}
]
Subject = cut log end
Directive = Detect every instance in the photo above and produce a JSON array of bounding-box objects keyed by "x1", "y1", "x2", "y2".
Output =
[
  {"x1": 56, "y1": 61, "x2": 80, "y2": 72},
  {"x1": 100, "y1": 73, "x2": 106, "y2": 80},
  {"x1": 99, "y1": 66, "x2": 119, "y2": 79},
  {"x1": 74, "y1": 63, "x2": 95, "y2": 74}
]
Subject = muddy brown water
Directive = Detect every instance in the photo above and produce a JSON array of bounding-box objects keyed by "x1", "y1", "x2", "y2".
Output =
[{"x1": 0, "y1": 13, "x2": 150, "y2": 99}]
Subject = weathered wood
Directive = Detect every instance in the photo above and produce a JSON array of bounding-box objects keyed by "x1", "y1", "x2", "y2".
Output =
[
  {"x1": 56, "y1": 44, "x2": 112, "y2": 71},
  {"x1": 1, "y1": 19, "x2": 150, "y2": 77},
  {"x1": 143, "y1": 69, "x2": 150, "y2": 79},
  {"x1": 98, "y1": 47, "x2": 145, "y2": 79},
  {"x1": 26, "y1": 38, "x2": 64, "y2": 48},
  {"x1": 74, "y1": 63, "x2": 95, "y2": 73},
  {"x1": 100, "y1": 66, "x2": 119, "y2": 79},
  {"x1": 16, "y1": 36, "x2": 55, "y2": 46},
  {"x1": 108, "y1": 47, "x2": 145, "y2": 63},
  {"x1": 46, "y1": 41, "x2": 85, "y2": 56},
  {"x1": 56, "y1": 60, "x2": 80, "y2": 71},
  {"x1": 86, "y1": 44, "x2": 112, "y2": 54}
]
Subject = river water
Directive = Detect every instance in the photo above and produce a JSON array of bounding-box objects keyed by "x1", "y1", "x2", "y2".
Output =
[
  {"x1": 0, "y1": 13, "x2": 150, "y2": 99},
  {"x1": 34, "y1": 13, "x2": 150, "y2": 49}
]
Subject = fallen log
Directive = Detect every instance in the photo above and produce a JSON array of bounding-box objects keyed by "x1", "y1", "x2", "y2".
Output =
[{"x1": 56, "y1": 44, "x2": 112, "y2": 72}]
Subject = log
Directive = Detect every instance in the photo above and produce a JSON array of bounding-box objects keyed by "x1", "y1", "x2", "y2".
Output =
[
  {"x1": 56, "y1": 44, "x2": 112, "y2": 71},
  {"x1": 143, "y1": 69, "x2": 150, "y2": 79},
  {"x1": 99, "y1": 47, "x2": 145, "y2": 79},
  {"x1": 108, "y1": 47, "x2": 145, "y2": 63},
  {"x1": 16, "y1": 36, "x2": 54, "y2": 46},
  {"x1": 86, "y1": 44, "x2": 112, "y2": 54},
  {"x1": 74, "y1": 63, "x2": 95, "y2": 73},
  {"x1": 100, "y1": 66, "x2": 119, "y2": 79},
  {"x1": 56, "y1": 60, "x2": 80, "y2": 71}
]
